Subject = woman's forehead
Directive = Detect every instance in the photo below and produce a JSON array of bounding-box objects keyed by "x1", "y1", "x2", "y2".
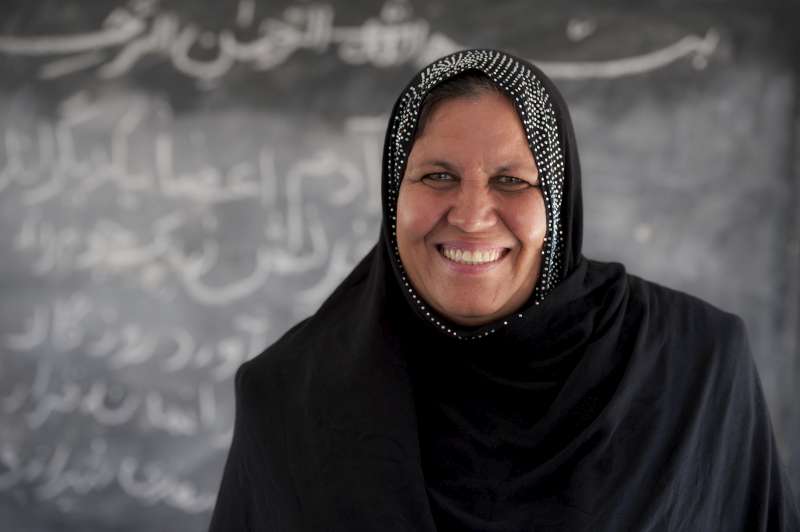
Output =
[
  {"x1": 419, "y1": 91, "x2": 525, "y2": 133},
  {"x1": 407, "y1": 93, "x2": 536, "y2": 168}
]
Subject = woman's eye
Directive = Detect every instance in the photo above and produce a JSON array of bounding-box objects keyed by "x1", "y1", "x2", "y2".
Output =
[
  {"x1": 420, "y1": 173, "x2": 457, "y2": 188},
  {"x1": 493, "y1": 175, "x2": 536, "y2": 191}
]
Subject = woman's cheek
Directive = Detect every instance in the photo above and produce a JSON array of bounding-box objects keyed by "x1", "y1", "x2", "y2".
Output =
[
  {"x1": 398, "y1": 189, "x2": 445, "y2": 239},
  {"x1": 508, "y1": 199, "x2": 547, "y2": 247}
]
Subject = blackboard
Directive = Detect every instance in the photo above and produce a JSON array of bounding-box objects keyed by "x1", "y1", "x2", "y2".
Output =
[{"x1": 1, "y1": 1, "x2": 798, "y2": 530}]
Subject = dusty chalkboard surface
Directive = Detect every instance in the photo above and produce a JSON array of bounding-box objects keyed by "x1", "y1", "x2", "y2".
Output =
[{"x1": 1, "y1": 1, "x2": 798, "y2": 530}]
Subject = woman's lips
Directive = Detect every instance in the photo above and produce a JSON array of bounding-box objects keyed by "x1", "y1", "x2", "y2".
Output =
[{"x1": 435, "y1": 243, "x2": 510, "y2": 272}]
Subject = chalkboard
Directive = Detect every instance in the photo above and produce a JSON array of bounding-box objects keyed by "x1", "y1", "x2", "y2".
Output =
[{"x1": 1, "y1": 1, "x2": 798, "y2": 530}]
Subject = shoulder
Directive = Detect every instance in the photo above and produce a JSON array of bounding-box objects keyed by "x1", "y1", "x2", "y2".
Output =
[
  {"x1": 581, "y1": 259, "x2": 745, "y2": 344},
  {"x1": 624, "y1": 272, "x2": 745, "y2": 341},
  {"x1": 235, "y1": 315, "x2": 311, "y2": 401},
  {"x1": 618, "y1": 271, "x2": 751, "y2": 387},
  {"x1": 234, "y1": 248, "x2": 374, "y2": 398}
]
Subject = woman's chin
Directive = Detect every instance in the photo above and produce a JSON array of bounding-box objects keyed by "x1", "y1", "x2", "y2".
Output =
[{"x1": 436, "y1": 301, "x2": 503, "y2": 327}]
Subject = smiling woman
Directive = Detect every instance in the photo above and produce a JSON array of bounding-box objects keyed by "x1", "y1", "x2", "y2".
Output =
[
  {"x1": 208, "y1": 50, "x2": 800, "y2": 531},
  {"x1": 397, "y1": 86, "x2": 546, "y2": 326}
]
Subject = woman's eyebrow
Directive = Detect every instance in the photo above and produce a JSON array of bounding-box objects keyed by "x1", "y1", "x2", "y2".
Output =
[
  {"x1": 494, "y1": 163, "x2": 537, "y2": 174},
  {"x1": 493, "y1": 161, "x2": 541, "y2": 179},
  {"x1": 416, "y1": 159, "x2": 458, "y2": 172},
  {"x1": 416, "y1": 160, "x2": 537, "y2": 174}
]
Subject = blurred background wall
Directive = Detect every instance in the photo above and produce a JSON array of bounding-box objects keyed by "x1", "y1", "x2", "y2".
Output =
[{"x1": 0, "y1": 0, "x2": 798, "y2": 530}]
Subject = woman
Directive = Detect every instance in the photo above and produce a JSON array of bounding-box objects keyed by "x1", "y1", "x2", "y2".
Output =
[{"x1": 209, "y1": 49, "x2": 799, "y2": 531}]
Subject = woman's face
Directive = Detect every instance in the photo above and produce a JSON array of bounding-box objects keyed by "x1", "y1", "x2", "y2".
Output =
[{"x1": 397, "y1": 91, "x2": 546, "y2": 327}]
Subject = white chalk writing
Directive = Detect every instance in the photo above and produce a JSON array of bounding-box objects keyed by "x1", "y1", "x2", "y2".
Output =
[{"x1": 0, "y1": 1, "x2": 718, "y2": 82}]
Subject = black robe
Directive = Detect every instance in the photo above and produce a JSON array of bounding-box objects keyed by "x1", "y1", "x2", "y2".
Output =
[{"x1": 208, "y1": 49, "x2": 799, "y2": 531}]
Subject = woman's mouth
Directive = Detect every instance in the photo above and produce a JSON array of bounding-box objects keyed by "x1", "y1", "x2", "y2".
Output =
[{"x1": 437, "y1": 244, "x2": 509, "y2": 266}]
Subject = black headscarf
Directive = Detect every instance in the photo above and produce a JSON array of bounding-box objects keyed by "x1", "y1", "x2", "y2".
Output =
[
  {"x1": 209, "y1": 50, "x2": 799, "y2": 531},
  {"x1": 382, "y1": 49, "x2": 583, "y2": 337}
]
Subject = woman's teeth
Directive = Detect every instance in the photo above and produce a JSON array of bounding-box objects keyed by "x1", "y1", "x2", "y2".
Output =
[{"x1": 440, "y1": 246, "x2": 503, "y2": 265}]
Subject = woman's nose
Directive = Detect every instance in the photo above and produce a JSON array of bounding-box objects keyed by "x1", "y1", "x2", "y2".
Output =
[{"x1": 446, "y1": 179, "x2": 497, "y2": 232}]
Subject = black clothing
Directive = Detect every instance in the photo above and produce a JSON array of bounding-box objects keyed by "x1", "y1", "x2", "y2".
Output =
[{"x1": 209, "y1": 50, "x2": 799, "y2": 531}]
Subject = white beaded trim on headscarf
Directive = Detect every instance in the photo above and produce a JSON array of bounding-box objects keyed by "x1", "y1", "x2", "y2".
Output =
[{"x1": 385, "y1": 50, "x2": 566, "y2": 340}]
